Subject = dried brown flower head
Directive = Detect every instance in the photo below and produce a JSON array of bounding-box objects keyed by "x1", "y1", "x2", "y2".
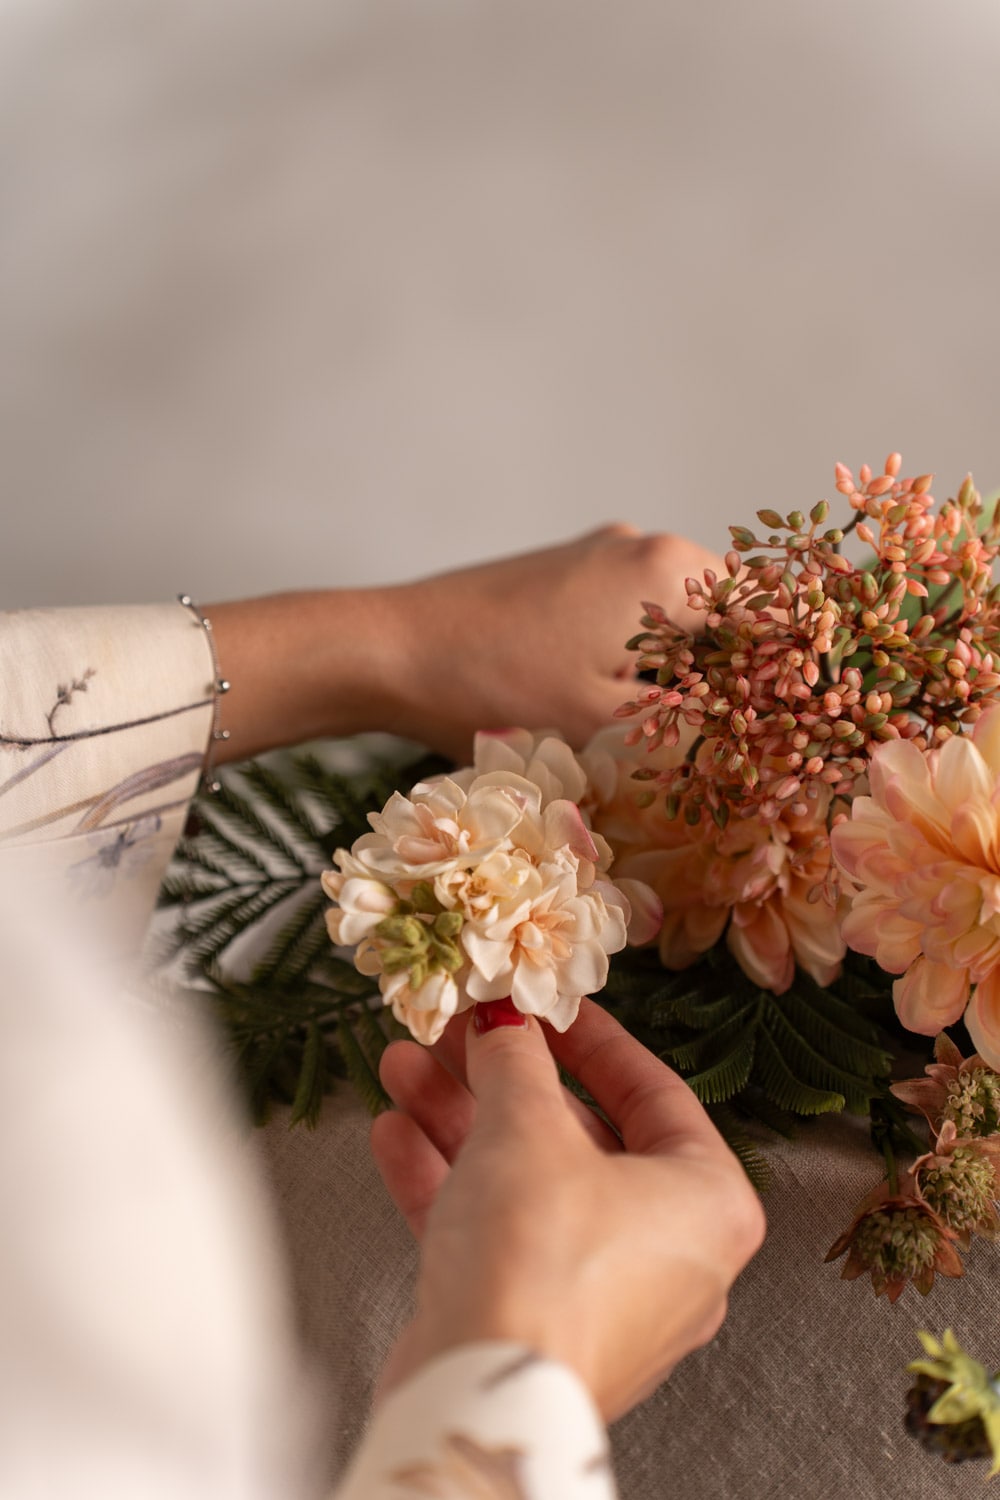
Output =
[
  {"x1": 913, "y1": 1120, "x2": 1000, "y2": 1248},
  {"x1": 891, "y1": 1032, "x2": 1000, "y2": 1137},
  {"x1": 825, "y1": 1175, "x2": 964, "y2": 1301}
]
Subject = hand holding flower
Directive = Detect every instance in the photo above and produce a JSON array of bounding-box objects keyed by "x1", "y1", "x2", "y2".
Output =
[{"x1": 371, "y1": 998, "x2": 766, "y2": 1421}]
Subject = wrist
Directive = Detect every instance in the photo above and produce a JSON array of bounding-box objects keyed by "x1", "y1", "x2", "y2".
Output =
[{"x1": 205, "y1": 587, "x2": 416, "y2": 761}]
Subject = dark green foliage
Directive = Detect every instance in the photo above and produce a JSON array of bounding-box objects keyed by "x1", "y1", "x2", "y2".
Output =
[
  {"x1": 602, "y1": 941, "x2": 894, "y2": 1132},
  {"x1": 154, "y1": 741, "x2": 446, "y2": 1125}
]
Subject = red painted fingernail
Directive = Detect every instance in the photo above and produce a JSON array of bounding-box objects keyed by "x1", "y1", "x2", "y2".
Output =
[{"x1": 473, "y1": 997, "x2": 527, "y2": 1034}]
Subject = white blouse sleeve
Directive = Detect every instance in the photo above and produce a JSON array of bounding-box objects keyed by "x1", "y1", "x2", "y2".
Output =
[
  {"x1": 0, "y1": 603, "x2": 622, "y2": 1500},
  {"x1": 336, "y1": 1342, "x2": 617, "y2": 1500},
  {"x1": 0, "y1": 600, "x2": 213, "y2": 942}
]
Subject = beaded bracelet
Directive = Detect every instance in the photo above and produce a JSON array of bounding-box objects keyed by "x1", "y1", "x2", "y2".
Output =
[{"x1": 177, "y1": 593, "x2": 231, "y2": 794}]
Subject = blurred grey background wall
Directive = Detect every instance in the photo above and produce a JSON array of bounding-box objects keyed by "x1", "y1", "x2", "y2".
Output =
[{"x1": 2, "y1": 0, "x2": 999, "y2": 607}]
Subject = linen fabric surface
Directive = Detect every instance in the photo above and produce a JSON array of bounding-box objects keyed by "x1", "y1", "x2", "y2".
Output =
[
  {"x1": 263, "y1": 1091, "x2": 999, "y2": 1499},
  {"x1": 0, "y1": 601, "x2": 616, "y2": 1500}
]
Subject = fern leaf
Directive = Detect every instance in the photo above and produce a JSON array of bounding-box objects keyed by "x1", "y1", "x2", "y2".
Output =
[
  {"x1": 240, "y1": 761, "x2": 328, "y2": 856},
  {"x1": 337, "y1": 1016, "x2": 391, "y2": 1116},
  {"x1": 666, "y1": 1001, "x2": 758, "y2": 1071},
  {"x1": 251, "y1": 885, "x2": 328, "y2": 987},
  {"x1": 752, "y1": 1027, "x2": 844, "y2": 1115},
  {"x1": 185, "y1": 879, "x2": 302, "y2": 971},
  {"x1": 707, "y1": 1105, "x2": 773, "y2": 1193},
  {"x1": 685, "y1": 1029, "x2": 756, "y2": 1104},
  {"x1": 289, "y1": 1021, "x2": 329, "y2": 1128},
  {"x1": 354, "y1": 1003, "x2": 392, "y2": 1074},
  {"x1": 242, "y1": 1023, "x2": 292, "y2": 1126},
  {"x1": 171, "y1": 833, "x2": 265, "y2": 886},
  {"x1": 777, "y1": 984, "x2": 890, "y2": 1079},
  {"x1": 309, "y1": 948, "x2": 380, "y2": 997},
  {"x1": 669, "y1": 988, "x2": 749, "y2": 1030},
  {"x1": 200, "y1": 781, "x2": 307, "y2": 877},
  {"x1": 762, "y1": 998, "x2": 875, "y2": 1113}
]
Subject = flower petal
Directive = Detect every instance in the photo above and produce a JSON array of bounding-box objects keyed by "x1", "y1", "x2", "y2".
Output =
[
  {"x1": 893, "y1": 957, "x2": 969, "y2": 1035},
  {"x1": 964, "y1": 968, "x2": 1000, "y2": 1069}
]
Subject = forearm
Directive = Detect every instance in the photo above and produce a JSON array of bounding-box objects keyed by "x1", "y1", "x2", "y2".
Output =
[{"x1": 206, "y1": 589, "x2": 413, "y2": 763}]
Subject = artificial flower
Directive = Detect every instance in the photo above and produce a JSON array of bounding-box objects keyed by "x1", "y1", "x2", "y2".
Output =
[
  {"x1": 832, "y1": 707, "x2": 1000, "y2": 1065},
  {"x1": 905, "y1": 1330, "x2": 1000, "y2": 1476},
  {"x1": 913, "y1": 1121, "x2": 1000, "y2": 1247},
  {"x1": 891, "y1": 1032, "x2": 1000, "y2": 1138},
  {"x1": 322, "y1": 735, "x2": 658, "y2": 1044},
  {"x1": 616, "y1": 456, "x2": 1000, "y2": 826},
  {"x1": 825, "y1": 1176, "x2": 964, "y2": 1301},
  {"x1": 586, "y1": 724, "x2": 845, "y2": 991}
]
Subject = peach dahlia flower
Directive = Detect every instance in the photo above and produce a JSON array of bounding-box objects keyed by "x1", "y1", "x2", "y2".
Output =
[
  {"x1": 831, "y1": 708, "x2": 1000, "y2": 1067},
  {"x1": 585, "y1": 725, "x2": 845, "y2": 994}
]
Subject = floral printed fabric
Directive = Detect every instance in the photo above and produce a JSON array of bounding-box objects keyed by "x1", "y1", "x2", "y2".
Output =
[
  {"x1": 0, "y1": 603, "x2": 619, "y2": 1499},
  {"x1": 0, "y1": 603, "x2": 214, "y2": 949},
  {"x1": 337, "y1": 1344, "x2": 616, "y2": 1500}
]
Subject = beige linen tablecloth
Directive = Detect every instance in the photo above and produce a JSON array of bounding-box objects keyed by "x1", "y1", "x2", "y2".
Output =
[{"x1": 260, "y1": 1093, "x2": 998, "y2": 1500}]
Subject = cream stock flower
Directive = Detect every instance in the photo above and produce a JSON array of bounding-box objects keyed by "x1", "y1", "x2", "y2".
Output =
[
  {"x1": 461, "y1": 856, "x2": 629, "y2": 1029},
  {"x1": 832, "y1": 708, "x2": 1000, "y2": 1066},
  {"x1": 322, "y1": 736, "x2": 656, "y2": 1044}
]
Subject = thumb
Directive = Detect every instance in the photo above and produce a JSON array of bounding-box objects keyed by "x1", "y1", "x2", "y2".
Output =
[{"x1": 464, "y1": 998, "x2": 564, "y2": 1129}]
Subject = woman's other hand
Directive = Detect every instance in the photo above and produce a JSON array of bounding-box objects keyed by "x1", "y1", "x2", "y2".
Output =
[{"x1": 370, "y1": 997, "x2": 765, "y2": 1422}]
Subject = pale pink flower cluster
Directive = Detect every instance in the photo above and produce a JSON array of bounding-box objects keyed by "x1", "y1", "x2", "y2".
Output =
[
  {"x1": 322, "y1": 730, "x2": 660, "y2": 1045},
  {"x1": 832, "y1": 707, "x2": 1000, "y2": 1066},
  {"x1": 615, "y1": 457, "x2": 1000, "y2": 827},
  {"x1": 585, "y1": 725, "x2": 845, "y2": 993}
]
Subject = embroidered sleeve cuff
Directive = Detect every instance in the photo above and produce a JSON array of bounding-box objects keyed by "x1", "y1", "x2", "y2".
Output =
[{"x1": 335, "y1": 1342, "x2": 616, "y2": 1500}]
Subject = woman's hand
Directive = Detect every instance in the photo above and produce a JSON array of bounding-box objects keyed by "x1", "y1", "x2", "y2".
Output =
[
  {"x1": 370, "y1": 998, "x2": 765, "y2": 1422},
  {"x1": 386, "y1": 524, "x2": 723, "y2": 757},
  {"x1": 205, "y1": 525, "x2": 723, "y2": 762}
]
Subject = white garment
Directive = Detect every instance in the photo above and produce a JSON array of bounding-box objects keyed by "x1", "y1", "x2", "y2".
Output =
[{"x1": 0, "y1": 600, "x2": 615, "y2": 1499}]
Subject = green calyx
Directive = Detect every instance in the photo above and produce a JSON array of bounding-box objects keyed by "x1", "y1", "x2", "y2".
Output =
[
  {"x1": 375, "y1": 889, "x2": 465, "y2": 990},
  {"x1": 853, "y1": 1207, "x2": 940, "y2": 1279},
  {"x1": 920, "y1": 1148, "x2": 997, "y2": 1236},
  {"x1": 944, "y1": 1068, "x2": 1000, "y2": 1137}
]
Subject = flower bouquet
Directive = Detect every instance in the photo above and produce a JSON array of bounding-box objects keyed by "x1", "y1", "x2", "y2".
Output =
[
  {"x1": 165, "y1": 454, "x2": 1000, "y2": 1307},
  {"x1": 160, "y1": 454, "x2": 1000, "y2": 1472}
]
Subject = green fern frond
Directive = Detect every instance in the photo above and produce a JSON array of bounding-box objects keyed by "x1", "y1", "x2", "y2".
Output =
[
  {"x1": 185, "y1": 879, "x2": 303, "y2": 971},
  {"x1": 239, "y1": 761, "x2": 328, "y2": 850},
  {"x1": 173, "y1": 832, "x2": 268, "y2": 886},
  {"x1": 753, "y1": 1027, "x2": 845, "y2": 1115},
  {"x1": 706, "y1": 1104, "x2": 773, "y2": 1192},
  {"x1": 665, "y1": 1000, "x2": 758, "y2": 1070},
  {"x1": 685, "y1": 1029, "x2": 756, "y2": 1104},
  {"x1": 251, "y1": 887, "x2": 328, "y2": 987},
  {"x1": 353, "y1": 1003, "x2": 394, "y2": 1072},
  {"x1": 289, "y1": 1021, "x2": 329, "y2": 1128},
  {"x1": 669, "y1": 988, "x2": 749, "y2": 1031},
  {"x1": 777, "y1": 982, "x2": 890, "y2": 1078},
  {"x1": 309, "y1": 948, "x2": 380, "y2": 996},
  {"x1": 201, "y1": 781, "x2": 308, "y2": 877},
  {"x1": 761, "y1": 997, "x2": 875, "y2": 1114},
  {"x1": 337, "y1": 1015, "x2": 391, "y2": 1116}
]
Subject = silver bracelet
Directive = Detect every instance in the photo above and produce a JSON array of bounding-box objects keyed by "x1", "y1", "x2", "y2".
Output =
[{"x1": 177, "y1": 593, "x2": 231, "y2": 794}]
